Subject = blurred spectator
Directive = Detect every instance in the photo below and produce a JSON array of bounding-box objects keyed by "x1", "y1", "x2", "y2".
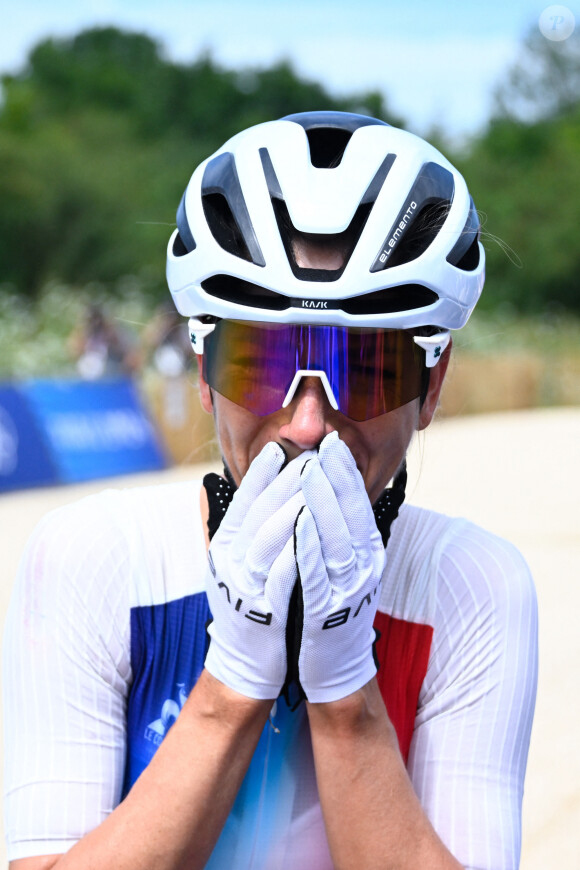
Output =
[
  {"x1": 142, "y1": 301, "x2": 191, "y2": 378},
  {"x1": 68, "y1": 303, "x2": 142, "y2": 380},
  {"x1": 141, "y1": 302, "x2": 194, "y2": 438}
]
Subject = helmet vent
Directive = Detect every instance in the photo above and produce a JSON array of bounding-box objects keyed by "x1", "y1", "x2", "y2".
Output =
[
  {"x1": 200, "y1": 275, "x2": 438, "y2": 317},
  {"x1": 282, "y1": 111, "x2": 390, "y2": 169},
  {"x1": 383, "y1": 200, "x2": 451, "y2": 269},
  {"x1": 175, "y1": 192, "x2": 196, "y2": 253},
  {"x1": 371, "y1": 162, "x2": 455, "y2": 273},
  {"x1": 202, "y1": 152, "x2": 266, "y2": 266},
  {"x1": 446, "y1": 197, "x2": 481, "y2": 272},
  {"x1": 172, "y1": 232, "x2": 190, "y2": 257},
  {"x1": 260, "y1": 148, "x2": 395, "y2": 281},
  {"x1": 271, "y1": 197, "x2": 373, "y2": 281},
  {"x1": 450, "y1": 235, "x2": 480, "y2": 271},
  {"x1": 203, "y1": 193, "x2": 253, "y2": 263},
  {"x1": 305, "y1": 127, "x2": 353, "y2": 168},
  {"x1": 341, "y1": 285, "x2": 439, "y2": 315},
  {"x1": 202, "y1": 275, "x2": 289, "y2": 311}
]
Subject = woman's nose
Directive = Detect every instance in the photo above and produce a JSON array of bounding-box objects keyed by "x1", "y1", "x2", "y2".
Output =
[{"x1": 277, "y1": 375, "x2": 335, "y2": 450}]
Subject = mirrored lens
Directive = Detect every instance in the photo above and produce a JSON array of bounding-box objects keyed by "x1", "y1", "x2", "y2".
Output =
[{"x1": 203, "y1": 320, "x2": 424, "y2": 421}]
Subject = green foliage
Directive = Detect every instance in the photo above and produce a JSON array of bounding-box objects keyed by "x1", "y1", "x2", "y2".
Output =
[
  {"x1": 454, "y1": 308, "x2": 580, "y2": 358},
  {"x1": 453, "y1": 28, "x2": 580, "y2": 315},
  {"x1": 455, "y1": 111, "x2": 580, "y2": 313},
  {"x1": 0, "y1": 280, "x2": 155, "y2": 378},
  {"x1": 493, "y1": 28, "x2": 580, "y2": 123},
  {"x1": 0, "y1": 27, "x2": 399, "y2": 300}
]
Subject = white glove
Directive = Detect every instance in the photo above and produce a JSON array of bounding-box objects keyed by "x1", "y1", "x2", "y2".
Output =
[
  {"x1": 204, "y1": 442, "x2": 310, "y2": 699},
  {"x1": 294, "y1": 432, "x2": 386, "y2": 703}
]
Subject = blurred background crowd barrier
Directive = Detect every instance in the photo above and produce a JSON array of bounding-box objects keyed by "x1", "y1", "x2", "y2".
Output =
[{"x1": 0, "y1": 378, "x2": 167, "y2": 492}]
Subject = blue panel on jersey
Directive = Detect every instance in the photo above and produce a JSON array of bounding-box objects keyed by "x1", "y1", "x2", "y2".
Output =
[
  {"x1": 123, "y1": 590, "x2": 330, "y2": 867},
  {"x1": 123, "y1": 591, "x2": 211, "y2": 795},
  {"x1": 204, "y1": 698, "x2": 324, "y2": 869}
]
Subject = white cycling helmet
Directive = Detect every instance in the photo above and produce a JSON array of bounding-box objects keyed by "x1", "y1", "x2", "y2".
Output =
[{"x1": 166, "y1": 111, "x2": 484, "y2": 339}]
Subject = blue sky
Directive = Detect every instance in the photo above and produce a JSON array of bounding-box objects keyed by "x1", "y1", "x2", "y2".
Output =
[{"x1": 2, "y1": 1, "x2": 578, "y2": 140}]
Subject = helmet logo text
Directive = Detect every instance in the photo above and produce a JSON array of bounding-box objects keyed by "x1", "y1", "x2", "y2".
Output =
[
  {"x1": 378, "y1": 201, "x2": 417, "y2": 264},
  {"x1": 301, "y1": 300, "x2": 328, "y2": 309}
]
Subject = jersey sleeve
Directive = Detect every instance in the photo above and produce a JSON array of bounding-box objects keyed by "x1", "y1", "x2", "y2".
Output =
[
  {"x1": 406, "y1": 521, "x2": 538, "y2": 870},
  {"x1": 2, "y1": 492, "x2": 132, "y2": 861}
]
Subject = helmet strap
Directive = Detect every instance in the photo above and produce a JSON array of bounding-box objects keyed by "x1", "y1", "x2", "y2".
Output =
[{"x1": 372, "y1": 462, "x2": 407, "y2": 547}]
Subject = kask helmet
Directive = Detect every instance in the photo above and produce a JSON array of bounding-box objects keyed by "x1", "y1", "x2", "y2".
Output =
[{"x1": 166, "y1": 111, "x2": 485, "y2": 334}]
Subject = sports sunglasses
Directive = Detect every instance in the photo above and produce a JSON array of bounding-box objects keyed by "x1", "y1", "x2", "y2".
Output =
[{"x1": 190, "y1": 319, "x2": 449, "y2": 422}]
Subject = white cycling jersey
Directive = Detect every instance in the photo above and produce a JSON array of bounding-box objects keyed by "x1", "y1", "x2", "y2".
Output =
[{"x1": 3, "y1": 478, "x2": 538, "y2": 869}]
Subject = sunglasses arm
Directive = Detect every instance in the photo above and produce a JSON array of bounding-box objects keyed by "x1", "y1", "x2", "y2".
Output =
[
  {"x1": 413, "y1": 330, "x2": 451, "y2": 368},
  {"x1": 188, "y1": 318, "x2": 216, "y2": 354}
]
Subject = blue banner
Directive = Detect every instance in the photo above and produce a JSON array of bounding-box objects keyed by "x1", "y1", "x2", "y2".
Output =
[
  {"x1": 21, "y1": 379, "x2": 167, "y2": 483},
  {"x1": 0, "y1": 385, "x2": 60, "y2": 492},
  {"x1": 0, "y1": 378, "x2": 167, "y2": 492}
]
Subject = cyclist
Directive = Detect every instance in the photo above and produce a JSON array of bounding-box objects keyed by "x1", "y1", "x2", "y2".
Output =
[{"x1": 3, "y1": 112, "x2": 538, "y2": 870}]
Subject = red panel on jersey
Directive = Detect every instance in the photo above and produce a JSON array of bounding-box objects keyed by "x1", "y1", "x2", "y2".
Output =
[{"x1": 373, "y1": 612, "x2": 434, "y2": 764}]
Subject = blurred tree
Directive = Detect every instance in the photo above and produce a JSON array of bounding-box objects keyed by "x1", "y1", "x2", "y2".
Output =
[
  {"x1": 2, "y1": 28, "x2": 174, "y2": 133},
  {"x1": 455, "y1": 28, "x2": 580, "y2": 314},
  {"x1": 0, "y1": 27, "x2": 401, "y2": 298},
  {"x1": 493, "y1": 28, "x2": 580, "y2": 123}
]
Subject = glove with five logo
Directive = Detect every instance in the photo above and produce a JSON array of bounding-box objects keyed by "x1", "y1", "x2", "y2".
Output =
[
  {"x1": 204, "y1": 442, "x2": 311, "y2": 700},
  {"x1": 293, "y1": 432, "x2": 387, "y2": 703}
]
